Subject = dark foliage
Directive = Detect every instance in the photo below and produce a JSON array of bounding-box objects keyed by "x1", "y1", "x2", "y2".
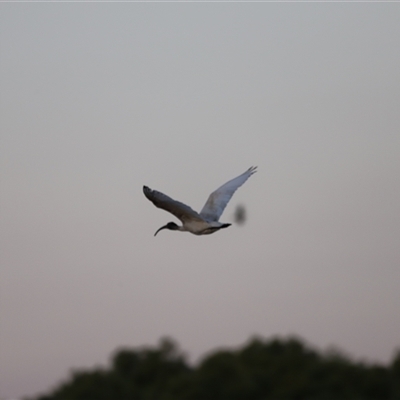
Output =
[{"x1": 29, "y1": 336, "x2": 400, "y2": 400}]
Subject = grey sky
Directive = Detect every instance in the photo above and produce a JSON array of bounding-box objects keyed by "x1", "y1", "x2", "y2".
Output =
[{"x1": 1, "y1": 3, "x2": 400, "y2": 399}]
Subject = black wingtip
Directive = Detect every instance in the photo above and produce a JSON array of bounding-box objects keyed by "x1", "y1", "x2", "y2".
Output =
[{"x1": 143, "y1": 186, "x2": 154, "y2": 200}]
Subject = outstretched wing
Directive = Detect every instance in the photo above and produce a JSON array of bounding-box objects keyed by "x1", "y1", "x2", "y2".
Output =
[
  {"x1": 143, "y1": 186, "x2": 204, "y2": 223},
  {"x1": 199, "y1": 166, "x2": 257, "y2": 222}
]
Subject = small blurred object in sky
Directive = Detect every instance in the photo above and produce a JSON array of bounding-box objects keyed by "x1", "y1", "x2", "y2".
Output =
[{"x1": 234, "y1": 204, "x2": 246, "y2": 225}]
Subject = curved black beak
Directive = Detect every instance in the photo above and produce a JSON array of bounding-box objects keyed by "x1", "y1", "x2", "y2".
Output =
[{"x1": 154, "y1": 225, "x2": 168, "y2": 236}]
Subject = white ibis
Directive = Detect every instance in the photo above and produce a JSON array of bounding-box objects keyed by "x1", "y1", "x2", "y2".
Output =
[{"x1": 143, "y1": 166, "x2": 257, "y2": 236}]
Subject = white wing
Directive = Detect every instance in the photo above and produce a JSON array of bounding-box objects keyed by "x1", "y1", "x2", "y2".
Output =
[
  {"x1": 199, "y1": 166, "x2": 257, "y2": 221},
  {"x1": 143, "y1": 186, "x2": 204, "y2": 223}
]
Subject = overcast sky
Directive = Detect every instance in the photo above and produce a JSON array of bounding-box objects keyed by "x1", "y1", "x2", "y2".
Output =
[{"x1": 1, "y1": 3, "x2": 400, "y2": 399}]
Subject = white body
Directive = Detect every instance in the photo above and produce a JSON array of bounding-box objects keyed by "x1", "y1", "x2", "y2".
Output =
[{"x1": 181, "y1": 220, "x2": 228, "y2": 235}]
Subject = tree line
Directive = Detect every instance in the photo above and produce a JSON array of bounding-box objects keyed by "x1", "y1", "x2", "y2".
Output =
[{"x1": 30, "y1": 336, "x2": 400, "y2": 400}]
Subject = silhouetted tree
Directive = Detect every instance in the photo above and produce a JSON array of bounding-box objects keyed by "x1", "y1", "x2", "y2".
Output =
[
  {"x1": 391, "y1": 349, "x2": 400, "y2": 399},
  {"x1": 29, "y1": 336, "x2": 400, "y2": 400}
]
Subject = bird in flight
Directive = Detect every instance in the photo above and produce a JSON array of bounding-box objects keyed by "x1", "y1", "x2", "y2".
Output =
[{"x1": 143, "y1": 166, "x2": 257, "y2": 236}]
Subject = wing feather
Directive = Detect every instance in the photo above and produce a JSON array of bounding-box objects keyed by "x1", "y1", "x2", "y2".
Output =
[
  {"x1": 143, "y1": 186, "x2": 204, "y2": 223},
  {"x1": 199, "y1": 166, "x2": 257, "y2": 221}
]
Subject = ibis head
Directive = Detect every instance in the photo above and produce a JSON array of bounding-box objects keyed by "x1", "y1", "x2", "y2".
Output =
[{"x1": 154, "y1": 221, "x2": 180, "y2": 236}]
